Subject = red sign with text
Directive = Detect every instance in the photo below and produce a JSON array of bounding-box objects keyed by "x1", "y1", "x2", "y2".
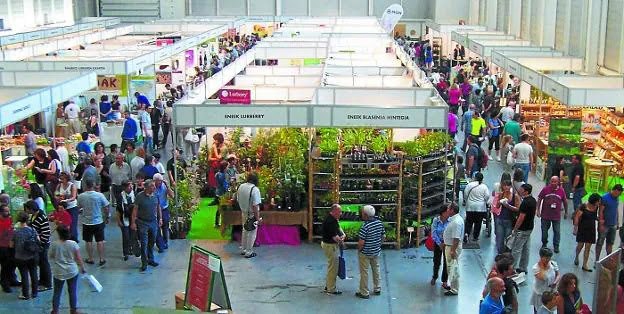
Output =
[
  {"x1": 186, "y1": 252, "x2": 212, "y2": 311},
  {"x1": 219, "y1": 89, "x2": 251, "y2": 104}
]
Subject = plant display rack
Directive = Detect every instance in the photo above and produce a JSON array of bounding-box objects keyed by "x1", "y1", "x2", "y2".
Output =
[
  {"x1": 597, "y1": 111, "x2": 624, "y2": 176},
  {"x1": 432, "y1": 37, "x2": 442, "y2": 67},
  {"x1": 401, "y1": 149, "x2": 455, "y2": 247}
]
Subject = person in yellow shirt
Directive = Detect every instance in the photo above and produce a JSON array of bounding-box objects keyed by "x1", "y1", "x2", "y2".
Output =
[{"x1": 470, "y1": 112, "x2": 487, "y2": 146}]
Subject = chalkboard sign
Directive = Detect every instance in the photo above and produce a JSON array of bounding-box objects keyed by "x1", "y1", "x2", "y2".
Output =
[{"x1": 184, "y1": 246, "x2": 232, "y2": 312}]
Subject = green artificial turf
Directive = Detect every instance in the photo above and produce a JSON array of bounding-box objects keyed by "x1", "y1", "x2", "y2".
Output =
[{"x1": 187, "y1": 198, "x2": 231, "y2": 240}]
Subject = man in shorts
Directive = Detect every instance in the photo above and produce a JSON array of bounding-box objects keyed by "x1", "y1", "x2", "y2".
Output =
[
  {"x1": 77, "y1": 179, "x2": 110, "y2": 266},
  {"x1": 597, "y1": 184, "x2": 623, "y2": 260}
]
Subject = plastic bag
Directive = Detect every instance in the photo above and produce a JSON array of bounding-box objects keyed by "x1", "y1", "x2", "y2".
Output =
[
  {"x1": 82, "y1": 274, "x2": 103, "y2": 292},
  {"x1": 337, "y1": 248, "x2": 346, "y2": 280}
]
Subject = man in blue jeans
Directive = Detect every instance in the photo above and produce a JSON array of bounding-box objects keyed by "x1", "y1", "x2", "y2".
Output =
[
  {"x1": 570, "y1": 154, "x2": 585, "y2": 214},
  {"x1": 596, "y1": 184, "x2": 622, "y2": 260},
  {"x1": 131, "y1": 180, "x2": 162, "y2": 272},
  {"x1": 153, "y1": 174, "x2": 174, "y2": 252},
  {"x1": 513, "y1": 134, "x2": 533, "y2": 183}
]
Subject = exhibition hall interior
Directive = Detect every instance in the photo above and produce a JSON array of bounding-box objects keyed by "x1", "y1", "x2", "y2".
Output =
[{"x1": 1, "y1": 0, "x2": 624, "y2": 313}]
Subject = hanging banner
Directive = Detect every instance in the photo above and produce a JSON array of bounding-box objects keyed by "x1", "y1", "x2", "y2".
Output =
[
  {"x1": 185, "y1": 50, "x2": 195, "y2": 69},
  {"x1": 156, "y1": 38, "x2": 173, "y2": 46},
  {"x1": 381, "y1": 4, "x2": 404, "y2": 34},
  {"x1": 219, "y1": 89, "x2": 251, "y2": 105},
  {"x1": 155, "y1": 72, "x2": 172, "y2": 84}
]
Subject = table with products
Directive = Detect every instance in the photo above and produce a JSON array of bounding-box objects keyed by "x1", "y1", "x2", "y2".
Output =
[{"x1": 219, "y1": 210, "x2": 308, "y2": 245}]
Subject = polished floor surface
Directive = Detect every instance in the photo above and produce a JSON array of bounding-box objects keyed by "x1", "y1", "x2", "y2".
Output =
[{"x1": 0, "y1": 137, "x2": 619, "y2": 313}]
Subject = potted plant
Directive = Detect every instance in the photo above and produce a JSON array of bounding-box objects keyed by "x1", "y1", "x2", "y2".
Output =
[{"x1": 170, "y1": 176, "x2": 201, "y2": 239}]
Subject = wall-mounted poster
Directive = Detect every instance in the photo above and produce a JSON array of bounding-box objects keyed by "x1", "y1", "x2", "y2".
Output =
[
  {"x1": 129, "y1": 76, "x2": 156, "y2": 104},
  {"x1": 185, "y1": 50, "x2": 194, "y2": 69},
  {"x1": 155, "y1": 72, "x2": 172, "y2": 84}
]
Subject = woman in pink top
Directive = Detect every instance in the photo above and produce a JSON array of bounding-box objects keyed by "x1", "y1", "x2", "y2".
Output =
[
  {"x1": 448, "y1": 84, "x2": 461, "y2": 108},
  {"x1": 447, "y1": 108, "x2": 458, "y2": 138}
]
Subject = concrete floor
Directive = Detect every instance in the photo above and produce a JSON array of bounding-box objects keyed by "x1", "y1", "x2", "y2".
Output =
[{"x1": 0, "y1": 134, "x2": 619, "y2": 313}]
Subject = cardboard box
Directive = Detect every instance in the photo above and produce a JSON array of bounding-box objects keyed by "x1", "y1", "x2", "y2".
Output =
[{"x1": 175, "y1": 292, "x2": 185, "y2": 310}]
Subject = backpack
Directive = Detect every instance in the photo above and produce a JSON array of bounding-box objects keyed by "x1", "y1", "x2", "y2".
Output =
[
  {"x1": 471, "y1": 143, "x2": 488, "y2": 170},
  {"x1": 23, "y1": 227, "x2": 41, "y2": 254}
]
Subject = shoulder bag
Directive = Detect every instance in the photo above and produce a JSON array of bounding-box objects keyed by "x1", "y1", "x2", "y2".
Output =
[
  {"x1": 243, "y1": 186, "x2": 258, "y2": 231},
  {"x1": 462, "y1": 183, "x2": 481, "y2": 207}
]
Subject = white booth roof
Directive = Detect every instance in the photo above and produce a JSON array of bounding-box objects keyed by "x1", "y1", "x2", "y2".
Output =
[
  {"x1": 0, "y1": 17, "x2": 121, "y2": 47},
  {"x1": 424, "y1": 22, "x2": 486, "y2": 33},
  {"x1": 0, "y1": 71, "x2": 97, "y2": 128},
  {"x1": 451, "y1": 30, "x2": 516, "y2": 47},
  {"x1": 0, "y1": 23, "x2": 230, "y2": 75},
  {"x1": 541, "y1": 75, "x2": 624, "y2": 106}
]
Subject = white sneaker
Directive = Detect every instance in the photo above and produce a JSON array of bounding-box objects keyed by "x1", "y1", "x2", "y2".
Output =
[{"x1": 496, "y1": 156, "x2": 501, "y2": 162}]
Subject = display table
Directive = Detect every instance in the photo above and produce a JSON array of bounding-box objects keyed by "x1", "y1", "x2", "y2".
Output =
[
  {"x1": 219, "y1": 210, "x2": 308, "y2": 237},
  {"x1": 584, "y1": 157, "x2": 616, "y2": 192},
  {"x1": 99, "y1": 122, "x2": 124, "y2": 147}
]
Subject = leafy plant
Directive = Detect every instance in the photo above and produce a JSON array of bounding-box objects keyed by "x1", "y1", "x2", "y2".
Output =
[
  {"x1": 318, "y1": 128, "x2": 340, "y2": 156},
  {"x1": 170, "y1": 173, "x2": 201, "y2": 238},
  {"x1": 396, "y1": 131, "x2": 452, "y2": 157},
  {"x1": 370, "y1": 133, "x2": 390, "y2": 154}
]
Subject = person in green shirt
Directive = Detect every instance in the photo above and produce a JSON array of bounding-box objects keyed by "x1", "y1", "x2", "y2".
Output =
[{"x1": 503, "y1": 113, "x2": 522, "y2": 144}]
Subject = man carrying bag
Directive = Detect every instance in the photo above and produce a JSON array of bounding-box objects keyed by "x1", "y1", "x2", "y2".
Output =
[
  {"x1": 235, "y1": 173, "x2": 262, "y2": 259},
  {"x1": 320, "y1": 204, "x2": 345, "y2": 295}
]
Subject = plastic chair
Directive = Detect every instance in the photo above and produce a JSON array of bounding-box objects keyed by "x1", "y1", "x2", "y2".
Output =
[{"x1": 586, "y1": 164, "x2": 604, "y2": 192}]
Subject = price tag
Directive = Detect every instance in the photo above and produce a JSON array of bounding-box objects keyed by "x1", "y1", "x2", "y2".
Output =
[{"x1": 209, "y1": 256, "x2": 221, "y2": 272}]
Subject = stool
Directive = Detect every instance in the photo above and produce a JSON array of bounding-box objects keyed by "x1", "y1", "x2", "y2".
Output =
[{"x1": 586, "y1": 164, "x2": 604, "y2": 192}]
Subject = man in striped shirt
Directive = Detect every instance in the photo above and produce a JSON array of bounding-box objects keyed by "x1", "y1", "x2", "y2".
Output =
[
  {"x1": 356, "y1": 205, "x2": 385, "y2": 299},
  {"x1": 25, "y1": 200, "x2": 52, "y2": 291}
]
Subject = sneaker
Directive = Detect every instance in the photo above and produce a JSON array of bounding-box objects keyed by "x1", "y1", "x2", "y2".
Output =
[
  {"x1": 18, "y1": 295, "x2": 29, "y2": 300},
  {"x1": 245, "y1": 252, "x2": 257, "y2": 259},
  {"x1": 123, "y1": 256, "x2": 129, "y2": 261},
  {"x1": 444, "y1": 289, "x2": 458, "y2": 296},
  {"x1": 140, "y1": 266, "x2": 147, "y2": 272},
  {"x1": 554, "y1": 247, "x2": 560, "y2": 254},
  {"x1": 37, "y1": 286, "x2": 52, "y2": 292},
  {"x1": 430, "y1": 278, "x2": 436, "y2": 286},
  {"x1": 355, "y1": 292, "x2": 370, "y2": 299},
  {"x1": 98, "y1": 260, "x2": 106, "y2": 267},
  {"x1": 148, "y1": 261, "x2": 159, "y2": 267},
  {"x1": 373, "y1": 290, "x2": 381, "y2": 295},
  {"x1": 441, "y1": 283, "x2": 451, "y2": 291},
  {"x1": 324, "y1": 290, "x2": 342, "y2": 295},
  {"x1": 496, "y1": 156, "x2": 501, "y2": 162}
]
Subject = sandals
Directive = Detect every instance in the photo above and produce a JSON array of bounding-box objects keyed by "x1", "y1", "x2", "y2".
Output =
[
  {"x1": 245, "y1": 253, "x2": 257, "y2": 259},
  {"x1": 85, "y1": 259, "x2": 95, "y2": 265},
  {"x1": 582, "y1": 267, "x2": 593, "y2": 272},
  {"x1": 98, "y1": 260, "x2": 106, "y2": 267}
]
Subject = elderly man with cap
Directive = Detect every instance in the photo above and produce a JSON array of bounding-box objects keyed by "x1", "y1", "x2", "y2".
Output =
[
  {"x1": 153, "y1": 173, "x2": 174, "y2": 252},
  {"x1": 355, "y1": 205, "x2": 385, "y2": 299}
]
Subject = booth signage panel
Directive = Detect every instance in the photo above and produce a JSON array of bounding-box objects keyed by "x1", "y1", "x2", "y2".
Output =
[
  {"x1": 331, "y1": 107, "x2": 424, "y2": 128},
  {"x1": 0, "y1": 34, "x2": 23, "y2": 46},
  {"x1": 542, "y1": 77, "x2": 567, "y2": 103},
  {"x1": 23, "y1": 31, "x2": 43, "y2": 41},
  {"x1": 492, "y1": 52, "x2": 505, "y2": 68},
  {"x1": 0, "y1": 93, "x2": 45, "y2": 128},
  {"x1": 195, "y1": 106, "x2": 291, "y2": 126},
  {"x1": 522, "y1": 68, "x2": 543, "y2": 88},
  {"x1": 505, "y1": 60, "x2": 522, "y2": 78},
  {"x1": 469, "y1": 41, "x2": 483, "y2": 56},
  {"x1": 219, "y1": 89, "x2": 251, "y2": 104},
  {"x1": 53, "y1": 62, "x2": 114, "y2": 74},
  {"x1": 98, "y1": 76, "x2": 122, "y2": 90}
]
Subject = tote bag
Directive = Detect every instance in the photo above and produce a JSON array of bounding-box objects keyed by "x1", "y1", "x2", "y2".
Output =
[{"x1": 338, "y1": 248, "x2": 346, "y2": 280}]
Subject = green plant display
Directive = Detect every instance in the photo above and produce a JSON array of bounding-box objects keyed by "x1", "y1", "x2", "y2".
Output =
[
  {"x1": 396, "y1": 132, "x2": 452, "y2": 157},
  {"x1": 370, "y1": 132, "x2": 390, "y2": 154},
  {"x1": 318, "y1": 128, "x2": 340, "y2": 156},
  {"x1": 548, "y1": 119, "x2": 582, "y2": 156},
  {"x1": 170, "y1": 174, "x2": 201, "y2": 239}
]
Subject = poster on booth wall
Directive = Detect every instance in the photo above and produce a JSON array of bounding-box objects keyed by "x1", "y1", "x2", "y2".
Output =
[
  {"x1": 581, "y1": 108, "x2": 603, "y2": 141},
  {"x1": 156, "y1": 38, "x2": 173, "y2": 46},
  {"x1": 155, "y1": 72, "x2": 172, "y2": 84},
  {"x1": 129, "y1": 76, "x2": 156, "y2": 105},
  {"x1": 185, "y1": 50, "x2": 195, "y2": 69},
  {"x1": 97, "y1": 76, "x2": 123, "y2": 91}
]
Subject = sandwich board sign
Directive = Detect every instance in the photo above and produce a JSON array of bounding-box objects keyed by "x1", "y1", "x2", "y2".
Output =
[{"x1": 184, "y1": 245, "x2": 232, "y2": 311}]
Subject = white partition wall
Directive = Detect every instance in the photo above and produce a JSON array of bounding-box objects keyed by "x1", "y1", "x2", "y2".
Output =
[
  {"x1": 245, "y1": 66, "x2": 324, "y2": 76},
  {"x1": 235, "y1": 75, "x2": 321, "y2": 87}
]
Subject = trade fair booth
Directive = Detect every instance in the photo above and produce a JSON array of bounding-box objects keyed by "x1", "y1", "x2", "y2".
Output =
[
  {"x1": 0, "y1": 17, "x2": 122, "y2": 61},
  {"x1": 422, "y1": 22, "x2": 486, "y2": 61},
  {"x1": 492, "y1": 49, "x2": 624, "y2": 190},
  {"x1": 450, "y1": 31, "x2": 516, "y2": 63},
  {"x1": 0, "y1": 71, "x2": 97, "y2": 202},
  {"x1": 171, "y1": 84, "x2": 450, "y2": 248}
]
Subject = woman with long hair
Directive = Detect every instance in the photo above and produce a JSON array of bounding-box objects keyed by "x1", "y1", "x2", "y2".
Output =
[
  {"x1": 492, "y1": 179, "x2": 514, "y2": 253},
  {"x1": 208, "y1": 133, "x2": 227, "y2": 194},
  {"x1": 35, "y1": 149, "x2": 62, "y2": 206},
  {"x1": 448, "y1": 83, "x2": 461, "y2": 111},
  {"x1": 574, "y1": 193, "x2": 601, "y2": 271},
  {"x1": 23, "y1": 148, "x2": 49, "y2": 200},
  {"x1": 556, "y1": 273, "x2": 584, "y2": 314},
  {"x1": 55, "y1": 172, "x2": 79, "y2": 242},
  {"x1": 93, "y1": 142, "x2": 106, "y2": 162},
  {"x1": 28, "y1": 183, "x2": 46, "y2": 213}
]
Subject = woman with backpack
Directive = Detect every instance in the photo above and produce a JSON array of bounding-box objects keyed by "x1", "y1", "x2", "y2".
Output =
[
  {"x1": 463, "y1": 172, "x2": 490, "y2": 243},
  {"x1": 10, "y1": 211, "x2": 39, "y2": 300}
]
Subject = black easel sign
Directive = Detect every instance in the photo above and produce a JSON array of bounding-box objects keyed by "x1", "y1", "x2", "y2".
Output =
[{"x1": 184, "y1": 245, "x2": 232, "y2": 311}]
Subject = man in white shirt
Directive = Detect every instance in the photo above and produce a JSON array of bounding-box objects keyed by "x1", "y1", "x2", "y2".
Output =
[
  {"x1": 442, "y1": 203, "x2": 464, "y2": 296},
  {"x1": 235, "y1": 173, "x2": 262, "y2": 258},
  {"x1": 499, "y1": 101, "x2": 516, "y2": 124},
  {"x1": 64, "y1": 101, "x2": 82, "y2": 135},
  {"x1": 140, "y1": 106, "x2": 153, "y2": 154},
  {"x1": 55, "y1": 138, "x2": 71, "y2": 174},
  {"x1": 130, "y1": 148, "x2": 146, "y2": 183},
  {"x1": 513, "y1": 133, "x2": 533, "y2": 183}
]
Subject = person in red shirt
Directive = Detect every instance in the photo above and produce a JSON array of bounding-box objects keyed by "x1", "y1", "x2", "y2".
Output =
[
  {"x1": 537, "y1": 176, "x2": 568, "y2": 254},
  {"x1": 0, "y1": 204, "x2": 16, "y2": 292},
  {"x1": 49, "y1": 204, "x2": 72, "y2": 230}
]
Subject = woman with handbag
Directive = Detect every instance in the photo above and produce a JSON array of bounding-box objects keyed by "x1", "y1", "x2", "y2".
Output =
[
  {"x1": 556, "y1": 273, "x2": 586, "y2": 314},
  {"x1": 10, "y1": 211, "x2": 39, "y2": 300},
  {"x1": 463, "y1": 172, "x2": 490, "y2": 243},
  {"x1": 430, "y1": 210, "x2": 450, "y2": 290},
  {"x1": 49, "y1": 224, "x2": 86, "y2": 314}
]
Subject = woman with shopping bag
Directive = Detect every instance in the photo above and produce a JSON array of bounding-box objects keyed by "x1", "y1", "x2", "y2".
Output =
[{"x1": 48, "y1": 225, "x2": 86, "y2": 314}]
